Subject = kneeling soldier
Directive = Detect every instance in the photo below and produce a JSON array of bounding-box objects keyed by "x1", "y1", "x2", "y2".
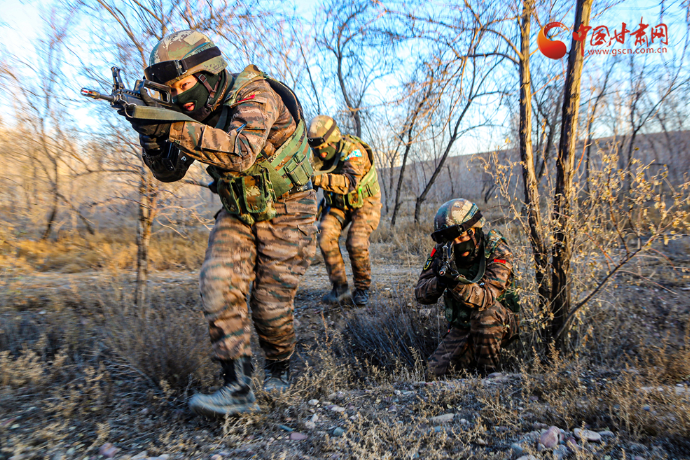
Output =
[
  {"x1": 415, "y1": 199, "x2": 519, "y2": 376},
  {"x1": 129, "y1": 30, "x2": 317, "y2": 417},
  {"x1": 308, "y1": 116, "x2": 381, "y2": 306}
]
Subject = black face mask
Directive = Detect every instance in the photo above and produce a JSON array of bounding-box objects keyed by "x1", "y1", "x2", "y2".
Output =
[
  {"x1": 454, "y1": 229, "x2": 483, "y2": 266},
  {"x1": 313, "y1": 143, "x2": 338, "y2": 161},
  {"x1": 172, "y1": 72, "x2": 222, "y2": 122}
]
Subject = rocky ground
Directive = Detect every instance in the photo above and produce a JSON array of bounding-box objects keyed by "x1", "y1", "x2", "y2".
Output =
[{"x1": 1, "y1": 247, "x2": 690, "y2": 459}]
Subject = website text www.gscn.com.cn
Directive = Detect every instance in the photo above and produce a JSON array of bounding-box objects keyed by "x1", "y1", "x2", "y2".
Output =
[{"x1": 587, "y1": 46, "x2": 668, "y2": 56}]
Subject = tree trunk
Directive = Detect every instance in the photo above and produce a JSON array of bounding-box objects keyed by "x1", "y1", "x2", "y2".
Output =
[
  {"x1": 134, "y1": 168, "x2": 157, "y2": 307},
  {"x1": 517, "y1": 0, "x2": 550, "y2": 302},
  {"x1": 41, "y1": 160, "x2": 60, "y2": 240},
  {"x1": 550, "y1": 0, "x2": 593, "y2": 343}
]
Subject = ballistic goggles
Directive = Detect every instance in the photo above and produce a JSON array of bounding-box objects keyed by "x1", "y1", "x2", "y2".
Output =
[
  {"x1": 307, "y1": 123, "x2": 338, "y2": 148},
  {"x1": 430, "y1": 211, "x2": 483, "y2": 243},
  {"x1": 144, "y1": 47, "x2": 222, "y2": 84}
]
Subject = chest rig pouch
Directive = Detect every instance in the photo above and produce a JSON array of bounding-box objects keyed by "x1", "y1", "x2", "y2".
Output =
[
  {"x1": 443, "y1": 230, "x2": 520, "y2": 329},
  {"x1": 207, "y1": 65, "x2": 313, "y2": 225},
  {"x1": 323, "y1": 135, "x2": 380, "y2": 211}
]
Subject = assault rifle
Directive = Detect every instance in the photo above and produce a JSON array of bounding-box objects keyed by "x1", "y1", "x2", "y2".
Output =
[
  {"x1": 81, "y1": 67, "x2": 194, "y2": 123},
  {"x1": 437, "y1": 241, "x2": 457, "y2": 278}
]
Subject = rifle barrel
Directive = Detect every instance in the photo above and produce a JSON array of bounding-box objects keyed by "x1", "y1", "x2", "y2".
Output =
[{"x1": 80, "y1": 88, "x2": 114, "y2": 102}]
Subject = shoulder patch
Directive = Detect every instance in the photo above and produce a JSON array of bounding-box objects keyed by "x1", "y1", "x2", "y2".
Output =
[
  {"x1": 343, "y1": 149, "x2": 363, "y2": 161},
  {"x1": 485, "y1": 228, "x2": 507, "y2": 259},
  {"x1": 423, "y1": 247, "x2": 437, "y2": 271}
]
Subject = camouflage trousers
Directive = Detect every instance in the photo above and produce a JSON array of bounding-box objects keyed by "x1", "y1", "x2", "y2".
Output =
[
  {"x1": 428, "y1": 301, "x2": 519, "y2": 376},
  {"x1": 318, "y1": 192, "x2": 381, "y2": 290},
  {"x1": 200, "y1": 190, "x2": 317, "y2": 361}
]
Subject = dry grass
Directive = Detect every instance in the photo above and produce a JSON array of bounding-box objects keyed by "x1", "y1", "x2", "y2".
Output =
[{"x1": 0, "y1": 228, "x2": 208, "y2": 274}]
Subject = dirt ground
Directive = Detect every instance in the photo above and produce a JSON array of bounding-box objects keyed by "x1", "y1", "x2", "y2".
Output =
[{"x1": 1, "y1": 239, "x2": 690, "y2": 460}]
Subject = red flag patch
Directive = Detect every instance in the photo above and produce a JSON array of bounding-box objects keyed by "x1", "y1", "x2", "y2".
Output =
[{"x1": 493, "y1": 258, "x2": 507, "y2": 264}]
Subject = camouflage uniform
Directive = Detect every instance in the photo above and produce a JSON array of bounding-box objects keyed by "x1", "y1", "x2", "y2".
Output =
[
  {"x1": 415, "y1": 231, "x2": 519, "y2": 376},
  {"x1": 314, "y1": 137, "x2": 381, "y2": 292},
  {"x1": 149, "y1": 71, "x2": 317, "y2": 362}
]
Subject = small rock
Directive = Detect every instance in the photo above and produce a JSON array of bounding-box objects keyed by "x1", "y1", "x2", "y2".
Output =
[
  {"x1": 487, "y1": 372, "x2": 503, "y2": 378},
  {"x1": 511, "y1": 442, "x2": 525, "y2": 456},
  {"x1": 540, "y1": 426, "x2": 560, "y2": 448},
  {"x1": 51, "y1": 452, "x2": 65, "y2": 460},
  {"x1": 279, "y1": 425, "x2": 294, "y2": 432},
  {"x1": 131, "y1": 451, "x2": 148, "y2": 460},
  {"x1": 210, "y1": 455, "x2": 223, "y2": 460},
  {"x1": 156, "y1": 456, "x2": 170, "y2": 460},
  {"x1": 516, "y1": 456, "x2": 537, "y2": 460},
  {"x1": 304, "y1": 421, "x2": 316, "y2": 430},
  {"x1": 140, "y1": 408, "x2": 149, "y2": 415},
  {"x1": 553, "y1": 445, "x2": 569, "y2": 460},
  {"x1": 474, "y1": 437, "x2": 488, "y2": 446},
  {"x1": 433, "y1": 426, "x2": 442, "y2": 433},
  {"x1": 308, "y1": 399, "x2": 319, "y2": 406},
  {"x1": 330, "y1": 405, "x2": 346, "y2": 413},
  {"x1": 98, "y1": 443, "x2": 120, "y2": 458},
  {"x1": 10, "y1": 424, "x2": 19, "y2": 429},
  {"x1": 290, "y1": 432, "x2": 308, "y2": 441},
  {"x1": 533, "y1": 422, "x2": 548, "y2": 429},
  {"x1": 529, "y1": 396, "x2": 539, "y2": 402},
  {"x1": 66, "y1": 449, "x2": 75, "y2": 456},
  {"x1": 429, "y1": 413, "x2": 454, "y2": 424},
  {"x1": 633, "y1": 457, "x2": 645, "y2": 460},
  {"x1": 574, "y1": 428, "x2": 602, "y2": 442},
  {"x1": 459, "y1": 418, "x2": 468, "y2": 424},
  {"x1": 598, "y1": 430, "x2": 615, "y2": 438},
  {"x1": 310, "y1": 414, "x2": 318, "y2": 422},
  {"x1": 331, "y1": 427, "x2": 345, "y2": 437}
]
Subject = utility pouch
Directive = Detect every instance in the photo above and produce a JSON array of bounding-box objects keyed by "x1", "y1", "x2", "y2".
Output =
[
  {"x1": 444, "y1": 290, "x2": 471, "y2": 329},
  {"x1": 283, "y1": 148, "x2": 313, "y2": 186},
  {"x1": 497, "y1": 281, "x2": 520, "y2": 313},
  {"x1": 211, "y1": 167, "x2": 277, "y2": 225},
  {"x1": 346, "y1": 189, "x2": 364, "y2": 208}
]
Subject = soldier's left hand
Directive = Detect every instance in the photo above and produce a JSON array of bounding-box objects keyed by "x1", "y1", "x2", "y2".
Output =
[{"x1": 128, "y1": 119, "x2": 172, "y2": 138}]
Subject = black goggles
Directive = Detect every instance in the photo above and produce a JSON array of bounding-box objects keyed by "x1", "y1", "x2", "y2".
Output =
[
  {"x1": 430, "y1": 211, "x2": 483, "y2": 243},
  {"x1": 307, "y1": 123, "x2": 337, "y2": 148},
  {"x1": 144, "y1": 47, "x2": 222, "y2": 84}
]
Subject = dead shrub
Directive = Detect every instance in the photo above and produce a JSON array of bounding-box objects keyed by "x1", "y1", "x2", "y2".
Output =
[{"x1": 342, "y1": 284, "x2": 442, "y2": 378}]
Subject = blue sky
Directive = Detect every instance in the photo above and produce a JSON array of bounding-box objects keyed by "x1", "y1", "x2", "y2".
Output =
[{"x1": 1, "y1": 0, "x2": 687, "y2": 153}]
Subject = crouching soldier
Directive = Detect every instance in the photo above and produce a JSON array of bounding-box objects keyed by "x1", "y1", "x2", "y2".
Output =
[
  {"x1": 308, "y1": 116, "x2": 381, "y2": 306},
  {"x1": 415, "y1": 199, "x2": 520, "y2": 377},
  {"x1": 127, "y1": 30, "x2": 317, "y2": 417}
]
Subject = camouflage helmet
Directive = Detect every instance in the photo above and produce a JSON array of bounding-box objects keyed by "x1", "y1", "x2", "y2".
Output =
[
  {"x1": 307, "y1": 115, "x2": 343, "y2": 148},
  {"x1": 431, "y1": 199, "x2": 485, "y2": 243},
  {"x1": 144, "y1": 30, "x2": 227, "y2": 85}
]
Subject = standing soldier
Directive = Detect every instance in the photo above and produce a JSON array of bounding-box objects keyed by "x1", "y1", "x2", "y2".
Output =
[
  {"x1": 125, "y1": 30, "x2": 317, "y2": 417},
  {"x1": 415, "y1": 199, "x2": 520, "y2": 377},
  {"x1": 308, "y1": 116, "x2": 381, "y2": 306}
]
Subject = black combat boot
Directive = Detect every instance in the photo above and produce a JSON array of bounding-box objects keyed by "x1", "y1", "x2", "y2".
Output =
[
  {"x1": 322, "y1": 284, "x2": 350, "y2": 304},
  {"x1": 263, "y1": 359, "x2": 290, "y2": 392},
  {"x1": 189, "y1": 356, "x2": 260, "y2": 417},
  {"x1": 352, "y1": 288, "x2": 369, "y2": 306}
]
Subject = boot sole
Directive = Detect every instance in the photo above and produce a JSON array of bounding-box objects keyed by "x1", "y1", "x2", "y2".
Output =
[{"x1": 189, "y1": 401, "x2": 261, "y2": 418}]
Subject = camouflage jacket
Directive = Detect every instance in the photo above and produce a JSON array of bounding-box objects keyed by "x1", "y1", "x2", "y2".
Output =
[
  {"x1": 166, "y1": 75, "x2": 297, "y2": 173},
  {"x1": 415, "y1": 230, "x2": 514, "y2": 313},
  {"x1": 314, "y1": 137, "x2": 373, "y2": 195}
]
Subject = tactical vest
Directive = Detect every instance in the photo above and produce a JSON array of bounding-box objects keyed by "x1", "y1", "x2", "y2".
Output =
[
  {"x1": 443, "y1": 229, "x2": 520, "y2": 329},
  {"x1": 207, "y1": 65, "x2": 313, "y2": 225},
  {"x1": 323, "y1": 135, "x2": 380, "y2": 210}
]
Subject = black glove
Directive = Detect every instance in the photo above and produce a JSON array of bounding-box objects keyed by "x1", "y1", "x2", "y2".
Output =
[
  {"x1": 139, "y1": 134, "x2": 167, "y2": 153},
  {"x1": 128, "y1": 119, "x2": 172, "y2": 138}
]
